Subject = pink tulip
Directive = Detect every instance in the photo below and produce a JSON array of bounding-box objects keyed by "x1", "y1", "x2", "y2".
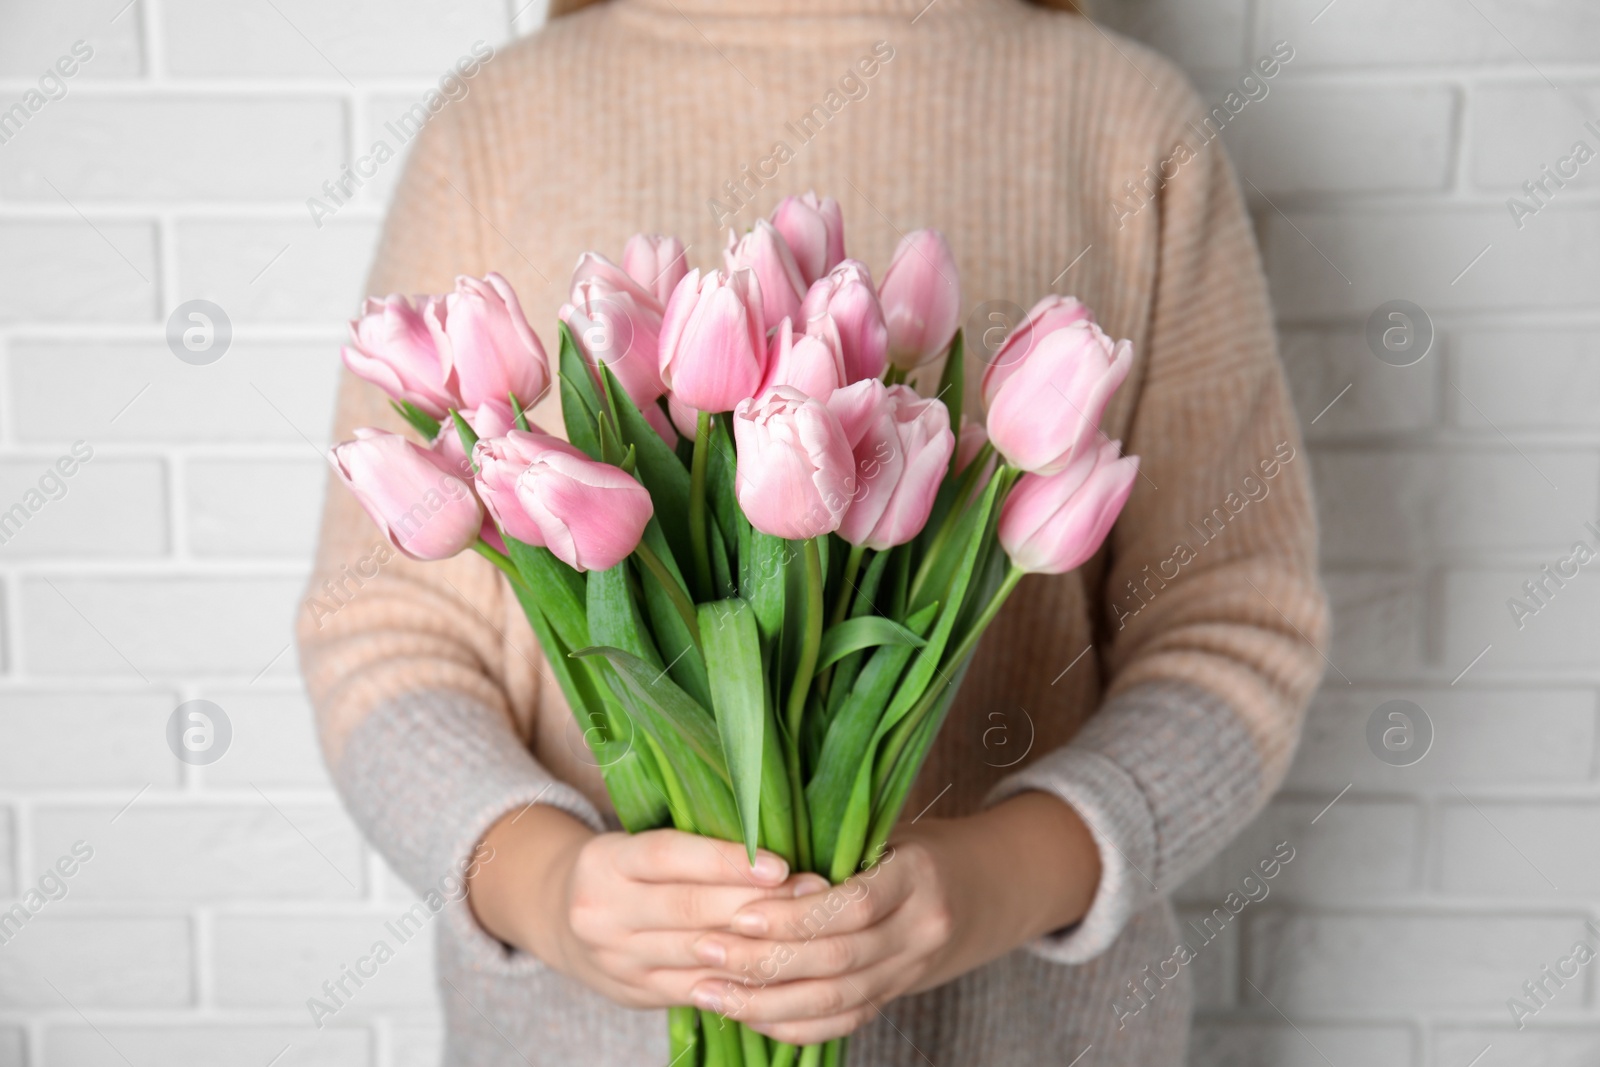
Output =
[
  {"x1": 571, "y1": 252, "x2": 661, "y2": 309},
  {"x1": 342, "y1": 295, "x2": 457, "y2": 418},
  {"x1": 474, "y1": 429, "x2": 653, "y2": 572},
  {"x1": 981, "y1": 295, "x2": 1095, "y2": 405},
  {"x1": 330, "y1": 428, "x2": 483, "y2": 561},
  {"x1": 732, "y1": 386, "x2": 856, "y2": 540},
  {"x1": 800, "y1": 260, "x2": 888, "y2": 383},
  {"x1": 561, "y1": 277, "x2": 665, "y2": 408},
  {"x1": 879, "y1": 229, "x2": 960, "y2": 370},
  {"x1": 426, "y1": 273, "x2": 551, "y2": 411},
  {"x1": 724, "y1": 220, "x2": 805, "y2": 331},
  {"x1": 621, "y1": 234, "x2": 689, "y2": 305},
  {"x1": 667, "y1": 395, "x2": 701, "y2": 440},
  {"x1": 659, "y1": 268, "x2": 768, "y2": 414},
  {"x1": 955, "y1": 414, "x2": 990, "y2": 476},
  {"x1": 829, "y1": 382, "x2": 954, "y2": 550},
  {"x1": 473, "y1": 428, "x2": 581, "y2": 546},
  {"x1": 644, "y1": 401, "x2": 680, "y2": 447},
  {"x1": 761, "y1": 317, "x2": 846, "y2": 401},
  {"x1": 986, "y1": 321, "x2": 1133, "y2": 475},
  {"x1": 770, "y1": 192, "x2": 844, "y2": 288},
  {"x1": 432, "y1": 399, "x2": 518, "y2": 480},
  {"x1": 999, "y1": 440, "x2": 1138, "y2": 574}
]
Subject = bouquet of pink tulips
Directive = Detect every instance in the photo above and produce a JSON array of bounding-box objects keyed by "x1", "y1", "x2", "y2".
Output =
[{"x1": 330, "y1": 192, "x2": 1139, "y2": 1067}]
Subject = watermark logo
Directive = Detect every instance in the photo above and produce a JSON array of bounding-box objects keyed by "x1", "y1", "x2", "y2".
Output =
[
  {"x1": 1365, "y1": 300, "x2": 1432, "y2": 368},
  {"x1": 1365, "y1": 699, "x2": 1432, "y2": 767},
  {"x1": 166, "y1": 299, "x2": 232, "y2": 366},
  {"x1": 964, "y1": 299, "x2": 1029, "y2": 372},
  {"x1": 167, "y1": 700, "x2": 232, "y2": 765}
]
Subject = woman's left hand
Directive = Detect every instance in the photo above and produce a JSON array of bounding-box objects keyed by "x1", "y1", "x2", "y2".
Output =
[{"x1": 686, "y1": 791, "x2": 1102, "y2": 1046}]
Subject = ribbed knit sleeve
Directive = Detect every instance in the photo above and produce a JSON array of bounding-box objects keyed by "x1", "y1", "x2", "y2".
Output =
[
  {"x1": 296, "y1": 107, "x2": 606, "y2": 903},
  {"x1": 988, "y1": 95, "x2": 1328, "y2": 962}
]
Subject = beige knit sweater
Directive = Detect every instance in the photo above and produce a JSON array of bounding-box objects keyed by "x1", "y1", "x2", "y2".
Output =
[{"x1": 297, "y1": 1, "x2": 1328, "y2": 1062}]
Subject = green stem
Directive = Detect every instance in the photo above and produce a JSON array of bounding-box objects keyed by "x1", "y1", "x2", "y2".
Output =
[
  {"x1": 797, "y1": 1044, "x2": 823, "y2": 1067},
  {"x1": 633, "y1": 539, "x2": 703, "y2": 649},
  {"x1": 822, "y1": 1037, "x2": 845, "y2": 1067},
  {"x1": 907, "y1": 447, "x2": 1001, "y2": 607},
  {"x1": 473, "y1": 540, "x2": 521, "y2": 585},
  {"x1": 770, "y1": 1043, "x2": 799, "y2": 1067},
  {"x1": 829, "y1": 544, "x2": 867, "y2": 628},
  {"x1": 689, "y1": 410, "x2": 715, "y2": 599},
  {"x1": 864, "y1": 563, "x2": 1027, "y2": 853},
  {"x1": 740, "y1": 1023, "x2": 771, "y2": 1067},
  {"x1": 883, "y1": 365, "x2": 908, "y2": 386},
  {"x1": 783, "y1": 537, "x2": 825, "y2": 872},
  {"x1": 669, "y1": 1005, "x2": 700, "y2": 1066}
]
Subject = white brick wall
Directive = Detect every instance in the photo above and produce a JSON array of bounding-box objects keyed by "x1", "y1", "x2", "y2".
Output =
[{"x1": 0, "y1": 1, "x2": 1593, "y2": 1066}]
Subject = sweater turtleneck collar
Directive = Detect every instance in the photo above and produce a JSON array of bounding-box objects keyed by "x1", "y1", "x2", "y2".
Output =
[{"x1": 622, "y1": 0, "x2": 1019, "y2": 18}]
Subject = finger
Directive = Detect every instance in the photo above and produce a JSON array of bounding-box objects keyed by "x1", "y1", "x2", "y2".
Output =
[
  {"x1": 631, "y1": 883, "x2": 800, "y2": 932},
  {"x1": 695, "y1": 964, "x2": 895, "y2": 1027},
  {"x1": 613, "y1": 830, "x2": 792, "y2": 887},
  {"x1": 745, "y1": 1007, "x2": 877, "y2": 1048},
  {"x1": 691, "y1": 923, "x2": 899, "y2": 982},
  {"x1": 730, "y1": 870, "x2": 908, "y2": 940}
]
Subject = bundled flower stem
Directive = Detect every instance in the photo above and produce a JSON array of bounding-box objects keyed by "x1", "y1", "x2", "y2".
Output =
[{"x1": 329, "y1": 196, "x2": 1139, "y2": 1067}]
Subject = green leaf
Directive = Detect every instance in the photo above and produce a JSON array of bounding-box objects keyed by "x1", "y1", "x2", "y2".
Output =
[
  {"x1": 829, "y1": 475, "x2": 1005, "y2": 880},
  {"x1": 559, "y1": 375, "x2": 604, "y2": 461},
  {"x1": 450, "y1": 410, "x2": 480, "y2": 473},
  {"x1": 705, "y1": 415, "x2": 742, "y2": 570},
  {"x1": 807, "y1": 600, "x2": 938, "y2": 874},
  {"x1": 501, "y1": 578, "x2": 665, "y2": 831},
  {"x1": 503, "y1": 537, "x2": 588, "y2": 651},
  {"x1": 509, "y1": 391, "x2": 531, "y2": 432},
  {"x1": 936, "y1": 328, "x2": 965, "y2": 476},
  {"x1": 558, "y1": 321, "x2": 604, "y2": 416},
  {"x1": 601, "y1": 362, "x2": 695, "y2": 569},
  {"x1": 573, "y1": 644, "x2": 741, "y2": 842},
  {"x1": 573, "y1": 645, "x2": 727, "y2": 781},
  {"x1": 635, "y1": 520, "x2": 713, "y2": 708},
  {"x1": 698, "y1": 598, "x2": 767, "y2": 862},
  {"x1": 815, "y1": 616, "x2": 926, "y2": 673},
  {"x1": 824, "y1": 548, "x2": 894, "y2": 718},
  {"x1": 588, "y1": 560, "x2": 660, "y2": 669},
  {"x1": 391, "y1": 399, "x2": 441, "y2": 440},
  {"x1": 741, "y1": 529, "x2": 792, "y2": 645}
]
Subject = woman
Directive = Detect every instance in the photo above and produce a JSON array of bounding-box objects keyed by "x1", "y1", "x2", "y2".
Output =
[{"x1": 298, "y1": 0, "x2": 1327, "y2": 1062}]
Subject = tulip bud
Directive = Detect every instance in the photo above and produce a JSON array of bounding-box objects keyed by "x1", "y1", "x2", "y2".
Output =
[
  {"x1": 342, "y1": 294, "x2": 457, "y2": 418},
  {"x1": 426, "y1": 273, "x2": 551, "y2": 411},
  {"x1": 800, "y1": 260, "x2": 888, "y2": 383},
  {"x1": 621, "y1": 233, "x2": 689, "y2": 305},
  {"x1": 432, "y1": 399, "x2": 518, "y2": 479},
  {"x1": 659, "y1": 267, "x2": 768, "y2": 413},
  {"x1": 999, "y1": 440, "x2": 1138, "y2": 574},
  {"x1": 879, "y1": 229, "x2": 960, "y2": 370},
  {"x1": 474, "y1": 429, "x2": 653, "y2": 572},
  {"x1": 981, "y1": 295, "x2": 1095, "y2": 405},
  {"x1": 828, "y1": 382, "x2": 954, "y2": 550},
  {"x1": 732, "y1": 386, "x2": 857, "y2": 540},
  {"x1": 561, "y1": 277, "x2": 665, "y2": 408},
  {"x1": 724, "y1": 220, "x2": 806, "y2": 331},
  {"x1": 986, "y1": 321, "x2": 1133, "y2": 475},
  {"x1": 330, "y1": 428, "x2": 483, "y2": 561},
  {"x1": 761, "y1": 316, "x2": 846, "y2": 401},
  {"x1": 770, "y1": 192, "x2": 845, "y2": 288}
]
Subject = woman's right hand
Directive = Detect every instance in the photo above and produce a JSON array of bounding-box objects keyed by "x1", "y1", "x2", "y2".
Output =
[{"x1": 468, "y1": 804, "x2": 826, "y2": 1008}]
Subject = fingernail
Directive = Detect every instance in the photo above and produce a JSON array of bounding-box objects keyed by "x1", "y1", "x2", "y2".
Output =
[
  {"x1": 692, "y1": 987, "x2": 723, "y2": 1013},
  {"x1": 752, "y1": 854, "x2": 788, "y2": 882},
  {"x1": 793, "y1": 875, "x2": 829, "y2": 898},
  {"x1": 695, "y1": 939, "x2": 726, "y2": 966},
  {"x1": 733, "y1": 910, "x2": 768, "y2": 936}
]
